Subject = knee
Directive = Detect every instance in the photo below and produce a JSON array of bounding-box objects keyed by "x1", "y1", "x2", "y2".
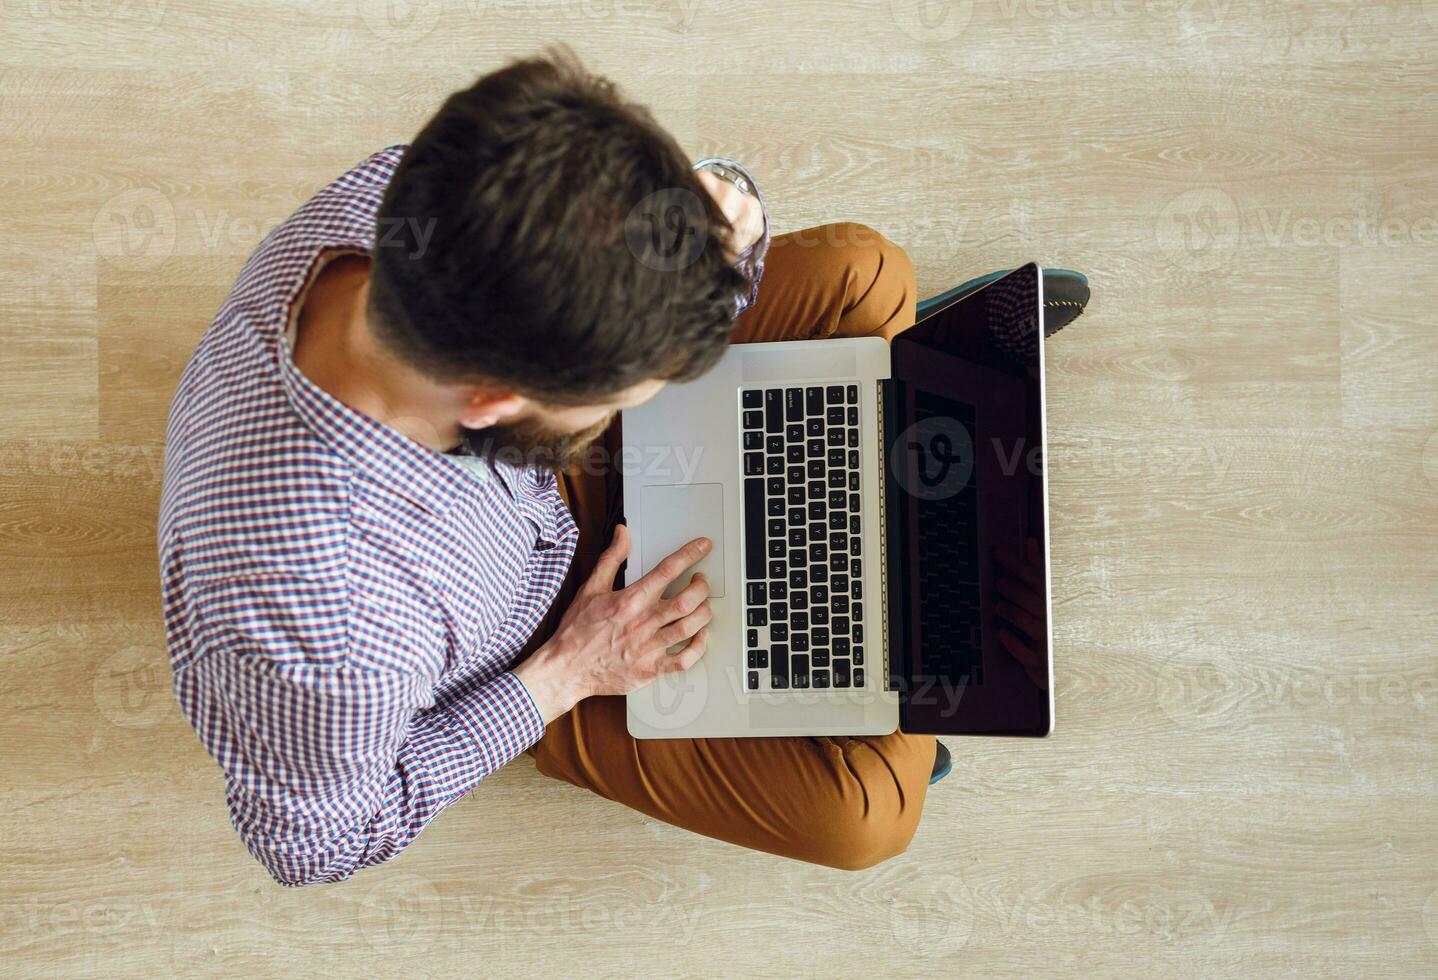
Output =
[
  {"x1": 803, "y1": 805, "x2": 920, "y2": 871},
  {"x1": 788, "y1": 222, "x2": 916, "y2": 339}
]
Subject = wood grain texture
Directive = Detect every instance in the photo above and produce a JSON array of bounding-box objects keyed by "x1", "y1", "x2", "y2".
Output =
[{"x1": 2, "y1": 1, "x2": 1435, "y2": 976}]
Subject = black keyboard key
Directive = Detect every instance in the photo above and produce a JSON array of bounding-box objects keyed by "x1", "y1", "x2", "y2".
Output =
[
  {"x1": 748, "y1": 608, "x2": 767, "y2": 627},
  {"x1": 812, "y1": 670, "x2": 830, "y2": 689},
  {"x1": 767, "y1": 456, "x2": 783, "y2": 475},
  {"x1": 831, "y1": 573, "x2": 848, "y2": 592},
  {"x1": 827, "y1": 470, "x2": 846, "y2": 489},
  {"x1": 764, "y1": 389, "x2": 783, "y2": 433},
  {"x1": 771, "y1": 581, "x2": 788, "y2": 599},
  {"x1": 826, "y1": 385, "x2": 843, "y2": 402},
  {"x1": 833, "y1": 659, "x2": 851, "y2": 688},
  {"x1": 852, "y1": 601, "x2": 863, "y2": 623},
  {"x1": 832, "y1": 595, "x2": 849, "y2": 615},
  {"x1": 811, "y1": 584, "x2": 829, "y2": 604},
  {"x1": 757, "y1": 650, "x2": 769, "y2": 668},
  {"x1": 786, "y1": 444, "x2": 804, "y2": 464},
  {"x1": 812, "y1": 626, "x2": 829, "y2": 645},
  {"x1": 852, "y1": 578, "x2": 863, "y2": 599},
  {"x1": 849, "y1": 492, "x2": 860, "y2": 511},
  {"x1": 748, "y1": 670, "x2": 759, "y2": 690},
  {"x1": 766, "y1": 497, "x2": 783, "y2": 516},
  {"x1": 807, "y1": 522, "x2": 824, "y2": 543},
  {"x1": 826, "y1": 428, "x2": 844, "y2": 447},
  {"x1": 771, "y1": 644, "x2": 789, "y2": 689},
  {"x1": 785, "y1": 388, "x2": 804, "y2": 422},
  {"x1": 828, "y1": 512, "x2": 846, "y2": 530},
  {"x1": 807, "y1": 438, "x2": 824, "y2": 458},
  {"x1": 769, "y1": 623, "x2": 788, "y2": 642},
  {"x1": 854, "y1": 624, "x2": 864, "y2": 643},
  {"x1": 848, "y1": 471, "x2": 859, "y2": 491},
  {"x1": 828, "y1": 490, "x2": 846, "y2": 509},
  {"x1": 812, "y1": 542, "x2": 828, "y2": 561},
  {"x1": 848, "y1": 450, "x2": 859, "y2": 469},
  {"x1": 849, "y1": 514, "x2": 861, "y2": 533},
  {"x1": 849, "y1": 537, "x2": 861, "y2": 556},
  {"x1": 789, "y1": 568, "x2": 807, "y2": 588},
  {"x1": 743, "y1": 410, "x2": 763, "y2": 429},
  {"x1": 808, "y1": 481, "x2": 825, "y2": 500},
  {"x1": 808, "y1": 501, "x2": 824, "y2": 520},
  {"x1": 788, "y1": 527, "x2": 805, "y2": 547},
  {"x1": 767, "y1": 539, "x2": 784, "y2": 558},
  {"x1": 769, "y1": 560, "x2": 785, "y2": 579},
  {"x1": 832, "y1": 616, "x2": 849, "y2": 634},
  {"x1": 786, "y1": 422, "x2": 804, "y2": 442},
  {"x1": 787, "y1": 486, "x2": 805, "y2": 506},
  {"x1": 744, "y1": 452, "x2": 763, "y2": 476},
  {"x1": 747, "y1": 582, "x2": 767, "y2": 605},
  {"x1": 847, "y1": 429, "x2": 858, "y2": 448},
  {"x1": 787, "y1": 466, "x2": 804, "y2": 484},
  {"x1": 811, "y1": 563, "x2": 828, "y2": 582},
  {"x1": 827, "y1": 450, "x2": 845, "y2": 469},
  {"x1": 812, "y1": 647, "x2": 830, "y2": 667},
  {"x1": 769, "y1": 518, "x2": 785, "y2": 538},
  {"x1": 851, "y1": 558, "x2": 862, "y2": 577},
  {"x1": 743, "y1": 430, "x2": 762, "y2": 450},
  {"x1": 833, "y1": 637, "x2": 850, "y2": 657},
  {"x1": 788, "y1": 549, "x2": 805, "y2": 566},
  {"x1": 826, "y1": 406, "x2": 844, "y2": 425},
  {"x1": 854, "y1": 668, "x2": 865, "y2": 687},
  {"x1": 790, "y1": 590, "x2": 807, "y2": 608},
  {"x1": 806, "y1": 386, "x2": 823, "y2": 415},
  {"x1": 764, "y1": 435, "x2": 781, "y2": 455},
  {"x1": 853, "y1": 646, "x2": 863, "y2": 666},
  {"x1": 847, "y1": 407, "x2": 858, "y2": 425},
  {"x1": 747, "y1": 650, "x2": 758, "y2": 669},
  {"x1": 767, "y1": 476, "x2": 783, "y2": 496},
  {"x1": 744, "y1": 478, "x2": 765, "y2": 578},
  {"x1": 788, "y1": 506, "x2": 805, "y2": 525},
  {"x1": 791, "y1": 611, "x2": 809, "y2": 631},
  {"x1": 791, "y1": 633, "x2": 809, "y2": 653},
  {"x1": 846, "y1": 383, "x2": 857, "y2": 403},
  {"x1": 830, "y1": 531, "x2": 847, "y2": 551},
  {"x1": 807, "y1": 459, "x2": 824, "y2": 479},
  {"x1": 770, "y1": 602, "x2": 788, "y2": 620},
  {"x1": 806, "y1": 417, "x2": 823, "y2": 437},
  {"x1": 791, "y1": 655, "x2": 810, "y2": 688},
  {"x1": 830, "y1": 553, "x2": 847, "y2": 572},
  {"x1": 743, "y1": 390, "x2": 762, "y2": 409},
  {"x1": 812, "y1": 607, "x2": 829, "y2": 626}
]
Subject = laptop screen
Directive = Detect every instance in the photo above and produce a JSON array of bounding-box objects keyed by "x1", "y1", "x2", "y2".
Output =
[{"x1": 883, "y1": 263, "x2": 1052, "y2": 736}]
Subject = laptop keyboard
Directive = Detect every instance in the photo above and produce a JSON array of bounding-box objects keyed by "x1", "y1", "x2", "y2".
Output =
[
  {"x1": 740, "y1": 384, "x2": 867, "y2": 693},
  {"x1": 913, "y1": 389, "x2": 983, "y2": 686}
]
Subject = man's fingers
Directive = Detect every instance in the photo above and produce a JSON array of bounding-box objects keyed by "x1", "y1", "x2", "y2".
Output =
[
  {"x1": 996, "y1": 599, "x2": 1044, "y2": 639},
  {"x1": 659, "y1": 573, "x2": 710, "y2": 622},
  {"x1": 995, "y1": 574, "x2": 1044, "y2": 617},
  {"x1": 654, "y1": 601, "x2": 712, "y2": 649},
  {"x1": 634, "y1": 537, "x2": 711, "y2": 598},
  {"x1": 582, "y1": 523, "x2": 631, "y2": 595},
  {"x1": 669, "y1": 626, "x2": 709, "y2": 672}
]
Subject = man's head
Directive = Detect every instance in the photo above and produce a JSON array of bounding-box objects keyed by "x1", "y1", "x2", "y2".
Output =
[{"x1": 366, "y1": 46, "x2": 745, "y2": 467}]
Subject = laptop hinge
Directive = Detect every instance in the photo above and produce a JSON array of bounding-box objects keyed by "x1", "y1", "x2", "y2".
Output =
[{"x1": 875, "y1": 379, "x2": 891, "y2": 698}]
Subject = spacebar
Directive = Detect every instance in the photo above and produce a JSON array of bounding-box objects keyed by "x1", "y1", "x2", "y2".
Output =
[{"x1": 743, "y1": 478, "x2": 765, "y2": 580}]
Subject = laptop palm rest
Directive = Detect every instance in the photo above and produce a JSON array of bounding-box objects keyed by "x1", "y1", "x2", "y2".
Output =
[{"x1": 638, "y1": 483, "x2": 726, "y2": 598}]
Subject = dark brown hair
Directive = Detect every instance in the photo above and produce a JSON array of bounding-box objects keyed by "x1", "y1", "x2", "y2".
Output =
[{"x1": 367, "y1": 46, "x2": 744, "y2": 404}]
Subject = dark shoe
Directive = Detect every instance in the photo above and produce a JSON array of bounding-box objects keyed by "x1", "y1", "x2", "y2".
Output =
[
  {"x1": 917, "y1": 268, "x2": 1090, "y2": 337},
  {"x1": 929, "y1": 741, "x2": 952, "y2": 785}
]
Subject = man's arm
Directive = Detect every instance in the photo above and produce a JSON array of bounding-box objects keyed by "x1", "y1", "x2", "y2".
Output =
[
  {"x1": 177, "y1": 639, "x2": 544, "y2": 887},
  {"x1": 693, "y1": 157, "x2": 769, "y2": 315}
]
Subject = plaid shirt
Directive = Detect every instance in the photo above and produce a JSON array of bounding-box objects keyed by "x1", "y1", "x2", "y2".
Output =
[{"x1": 159, "y1": 146, "x2": 767, "y2": 886}]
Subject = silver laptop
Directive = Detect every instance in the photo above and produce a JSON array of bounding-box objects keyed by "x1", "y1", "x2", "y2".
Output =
[{"x1": 622, "y1": 264, "x2": 1054, "y2": 738}]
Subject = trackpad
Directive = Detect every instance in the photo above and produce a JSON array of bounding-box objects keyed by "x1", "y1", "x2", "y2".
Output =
[{"x1": 639, "y1": 483, "x2": 726, "y2": 598}]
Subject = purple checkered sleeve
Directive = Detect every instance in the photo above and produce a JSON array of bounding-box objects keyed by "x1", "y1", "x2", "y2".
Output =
[{"x1": 159, "y1": 145, "x2": 768, "y2": 886}]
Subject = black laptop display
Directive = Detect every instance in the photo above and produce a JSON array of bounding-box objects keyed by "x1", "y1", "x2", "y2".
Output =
[{"x1": 884, "y1": 264, "x2": 1053, "y2": 736}]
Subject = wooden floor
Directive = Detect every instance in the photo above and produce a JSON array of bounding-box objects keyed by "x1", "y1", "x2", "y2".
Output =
[{"x1": 4, "y1": 1, "x2": 1436, "y2": 975}]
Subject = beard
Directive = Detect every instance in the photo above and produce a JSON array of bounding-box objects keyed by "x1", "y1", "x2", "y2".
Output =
[{"x1": 462, "y1": 411, "x2": 614, "y2": 473}]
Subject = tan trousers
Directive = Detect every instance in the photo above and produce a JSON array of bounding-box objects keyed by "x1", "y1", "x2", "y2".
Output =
[{"x1": 531, "y1": 223, "x2": 936, "y2": 870}]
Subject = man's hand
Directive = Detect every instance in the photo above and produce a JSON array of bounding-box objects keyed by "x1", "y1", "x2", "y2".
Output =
[
  {"x1": 695, "y1": 170, "x2": 764, "y2": 261},
  {"x1": 994, "y1": 538, "x2": 1049, "y2": 690},
  {"x1": 514, "y1": 524, "x2": 712, "y2": 723}
]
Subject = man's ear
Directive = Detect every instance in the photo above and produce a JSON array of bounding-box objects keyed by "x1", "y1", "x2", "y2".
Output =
[{"x1": 459, "y1": 389, "x2": 527, "y2": 431}]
